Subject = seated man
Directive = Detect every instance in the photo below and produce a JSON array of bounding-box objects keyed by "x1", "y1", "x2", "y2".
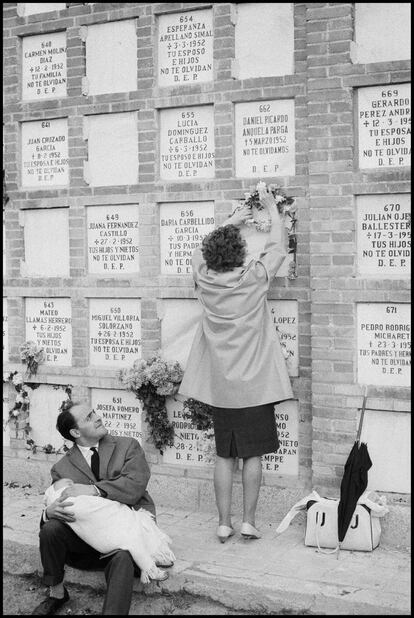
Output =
[{"x1": 32, "y1": 401, "x2": 168, "y2": 616}]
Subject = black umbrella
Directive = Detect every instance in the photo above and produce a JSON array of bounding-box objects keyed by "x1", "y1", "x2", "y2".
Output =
[{"x1": 337, "y1": 390, "x2": 372, "y2": 544}]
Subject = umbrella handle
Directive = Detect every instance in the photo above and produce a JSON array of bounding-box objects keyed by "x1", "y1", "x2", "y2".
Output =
[{"x1": 357, "y1": 386, "x2": 368, "y2": 444}]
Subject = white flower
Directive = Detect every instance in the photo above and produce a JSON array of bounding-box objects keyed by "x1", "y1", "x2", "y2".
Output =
[
  {"x1": 274, "y1": 194, "x2": 285, "y2": 204},
  {"x1": 12, "y1": 373, "x2": 24, "y2": 386},
  {"x1": 15, "y1": 393, "x2": 25, "y2": 404},
  {"x1": 256, "y1": 181, "x2": 267, "y2": 193},
  {"x1": 3, "y1": 372, "x2": 11, "y2": 383}
]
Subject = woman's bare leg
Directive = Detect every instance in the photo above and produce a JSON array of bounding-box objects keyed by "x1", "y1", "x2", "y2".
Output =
[
  {"x1": 241, "y1": 456, "x2": 262, "y2": 526},
  {"x1": 214, "y1": 456, "x2": 235, "y2": 526}
]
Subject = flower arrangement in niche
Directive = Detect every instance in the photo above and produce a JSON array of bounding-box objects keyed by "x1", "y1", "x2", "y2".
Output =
[
  {"x1": 241, "y1": 181, "x2": 298, "y2": 279},
  {"x1": 19, "y1": 341, "x2": 45, "y2": 377},
  {"x1": 182, "y1": 398, "x2": 216, "y2": 464},
  {"x1": 119, "y1": 352, "x2": 184, "y2": 454}
]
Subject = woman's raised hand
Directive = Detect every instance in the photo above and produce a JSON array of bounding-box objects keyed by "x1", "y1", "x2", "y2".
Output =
[
  {"x1": 226, "y1": 204, "x2": 253, "y2": 227},
  {"x1": 257, "y1": 185, "x2": 279, "y2": 212}
]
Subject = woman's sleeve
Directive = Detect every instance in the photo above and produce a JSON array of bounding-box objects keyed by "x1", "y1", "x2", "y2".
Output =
[{"x1": 256, "y1": 247, "x2": 287, "y2": 282}]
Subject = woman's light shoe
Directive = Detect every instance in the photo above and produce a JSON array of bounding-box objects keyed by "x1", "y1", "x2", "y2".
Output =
[
  {"x1": 216, "y1": 525, "x2": 235, "y2": 543},
  {"x1": 240, "y1": 522, "x2": 262, "y2": 539}
]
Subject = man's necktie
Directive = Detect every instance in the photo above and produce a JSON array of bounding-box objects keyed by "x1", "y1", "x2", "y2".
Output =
[{"x1": 90, "y1": 447, "x2": 100, "y2": 480}]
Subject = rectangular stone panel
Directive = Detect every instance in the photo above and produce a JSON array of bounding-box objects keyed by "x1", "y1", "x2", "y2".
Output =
[
  {"x1": 158, "y1": 298, "x2": 203, "y2": 370},
  {"x1": 22, "y1": 31, "x2": 67, "y2": 100},
  {"x1": 158, "y1": 8, "x2": 213, "y2": 87},
  {"x1": 268, "y1": 300, "x2": 299, "y2": 377},
  {"x1": 25, "y1": 297, "x2": 72, "y2": 366},
  {"x1": 356, "y1": 194, "x2": 411, "y2": 277},
  {"x1": 354, "y1": 3, "x2": 411, "y2": 63},
  {"x1": 21, "y1": 208, "x2": 70, "y2": 277},
  {"x1": 235, "y1": 100, "x2": 295, "y2": 178},
  {"x1": 86, "y1": 204, "x2": 140, "y2": 275},
  {"x1": 357, "y1": 303, "x2": 411, "y2": 387},
  {"x1": 234, "y1": 3, "x2": 294, "y2": 79},
  {"x1": 357, "y1": 83, "x2": 410, "y2": 169},
  {"x1": 25, "y1": 384, "x2": 69, "y2": 450},
  {"x1": 3, "y1": 298, "x2": 8, "y2": 362},
  {"x1": 163, "y1": 397, "x2": 213, "y2": 466},
  {"x1": 89, "y1": 298, "x2": 141, "y2": 368},
  {"x1": 83, "y1": 20, "x2": 137, "y2": 95},
  {"x1": 17, "y1": 3, "x2": 66, "y2": 16},
  {"x1": 91, "y1": 388, "x2": 143, "y2": 443},
  {"x1": 261, "y1": 400, "x2": 299, "y2": 476},
  {"x1": 159, "y1": 105, "x2": 215, "y2": 181},
  {"x1": 159, "y1": 201, "x2": 215, "y2": 275},
  {"x1": 84, "y1": 112, "x2": 138, "y2": 187},
  {"x1": 21, "y1": 118, "x2": 69, "y2": 188},
  {"x1": 359, "y1": 410, "x2": 410, "y2": 493}
]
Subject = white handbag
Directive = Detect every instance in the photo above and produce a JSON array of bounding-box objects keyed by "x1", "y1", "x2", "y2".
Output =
[{"x1": 276, "y1": 490, "x2": 388, "y2": 553}]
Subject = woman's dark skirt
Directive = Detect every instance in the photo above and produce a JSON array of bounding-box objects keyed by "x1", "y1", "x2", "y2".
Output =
[{"x1": 211, "y1": 403, "x2": 279, "y2": 458}]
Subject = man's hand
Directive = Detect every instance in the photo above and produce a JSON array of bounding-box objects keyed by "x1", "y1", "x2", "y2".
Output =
[
  {"x1": 225, "y1": 204, "x2": 253, "y2": 227},
  {"x1": 45, "y1": 495, "x2": 76, "y2": 523},
  {"x1": 61, "y1": 483, "x2": 97, "y2": 499}
]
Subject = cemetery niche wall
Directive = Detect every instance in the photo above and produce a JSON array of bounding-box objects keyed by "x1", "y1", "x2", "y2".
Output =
[{"x1": 3, "y1": 3, "x2": 410, "y2": 516}]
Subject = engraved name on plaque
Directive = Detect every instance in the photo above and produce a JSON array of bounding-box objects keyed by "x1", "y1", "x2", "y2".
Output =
[
  {"x1": 22, "y1": 31, "x2": 67, "y2": 100},
  {"x1": 163, "y1": 398, "x2": 212, "y2": 466},
  {"x1": 261, "y1": 400, "x2": 299, "y2": 475},
  {"x1": 158, "y1": 8, "x2": 213, "y2": 87},
  {"x1": 91, "y1": 388, "x2": 143, "y2": 442},
  {"x1": 357, "y1": 194, "x2": 411, "y2": 276},
  {"x1": 21, "y1": 118, "x2": 69, "y2": 188},
  {"x1": 358, "y1": 83, "x2": 411, "y2": 169},
  {"x1": 235, "y1": 99, "x2": 295, "y2": 178},
  {"x1": 87, "y1": 205, "x2": 140, "y2": 274},
  {"x1": 25, "y1": 297, "x2": 72, "y2": 366},
  {"x1": 89, "y1": 298, "x2": 141, "y2": 368},
  {"x1": 357, "y1": 302, "x2": 411, "y2": 387},
  {"x1": 160, "y1": 105, "x2": 215, "y2": 180},
  {"x1": 160, "y1": 201, "x2": 215, "y2": 275},
  {"x1": 269, "y1": 300, "x2": 299, "y2": 377}
]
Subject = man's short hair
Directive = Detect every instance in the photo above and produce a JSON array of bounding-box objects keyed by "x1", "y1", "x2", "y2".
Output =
[
  {"x1": 56, "y1": 402, "x2": 78, "y2": 442},
  {"x1": 201, "y1": 224, "x2": 247, "y2": 272}
]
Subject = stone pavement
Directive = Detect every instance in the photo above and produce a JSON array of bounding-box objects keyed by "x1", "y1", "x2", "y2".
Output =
[{"x1": 3, "y1": 485, "x2": 410, "y2": 616}]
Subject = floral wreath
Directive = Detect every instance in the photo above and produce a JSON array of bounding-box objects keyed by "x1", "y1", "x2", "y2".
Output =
[{"x1": 241, "y1": 181, "x2": 298, "y2": 279}]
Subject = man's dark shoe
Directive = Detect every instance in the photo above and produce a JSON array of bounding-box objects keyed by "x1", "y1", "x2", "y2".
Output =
[{"x1": 31, "y1": 587, "x2": 69, "y2": 615}]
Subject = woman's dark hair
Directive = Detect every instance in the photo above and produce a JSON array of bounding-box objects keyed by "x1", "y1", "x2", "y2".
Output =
[
  {"x1": 201, "y1": 225, "x2": 247, "y2": 272},
  {"x1": 56, "y1": 403, "x2": 78, "y2": 442}
]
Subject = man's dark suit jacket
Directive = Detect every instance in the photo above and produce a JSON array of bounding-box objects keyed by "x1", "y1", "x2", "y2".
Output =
[{"x1": 44, "y1": 434, "x2": 155, "y2": 520}]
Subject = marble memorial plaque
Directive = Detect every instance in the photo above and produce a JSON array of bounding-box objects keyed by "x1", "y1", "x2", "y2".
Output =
[
  {"x1": 21, "y1": 118, "x2": 69, "y2": 188},
  {"x1": 25, "y1": 297, "x2": 72, "y2": 366},
  {"x1": 354, "y1": 3, "x2": 411, "y2": 64},
  {"x1": 159, "y1": 201, "x2": 215, "y2": 275},
  {"x1": 160, "y1": 105, "x2": 215, "y2": 180},
  {"x1": 22, "y1": 208, "x2": 70, "y2": 277},
  {"x1": 17, "y1": 3, "x2": 66, "y2": 16},
  {"x1": 261, "y1": 400, "x2": 299, "y2": 475},
  {"x1": 268, "y1": 300, "x2": 299, "y2": 377},
  {"x1": 357, "y1": 303, "x2": 411, "y2": 387},
  {"x1": 87, "y1": 205, "x2": 140, "y2": 274},
  {"x1": 22, "y1": 32, "x2": 67, "y2": 100},
  {"x1": 358, "y1": 83, "x2": 411, "y2": 169},
  {"x1": 158, "y1": 8, "x2": 213, "y2": 87},
  {"x1": 158, "y1": 298, "x2": 203, "y2": 369},
  {"x1": 3, "y1": 298, "x2": 8, "y2": 362},
  {"x1": 26, "y1": 384, "x2": 70, "y2": 449},
  {"x1": 89, "y1": 298, "x2": 141, "y2": 368},
  {"x1": 163, "y1": 398, "x2": 212, "y2": 466},
  {"x1": 84, "y1": 20, "x2": 137, "y2": 96},
  {"x1": 84, "y1": 112, "x2": 138, "y2": 187},
  {"x1": 359, "y1": 409, "x2": 410, "y2": 493},
  {"x1": 234, "y1": 3, "x2": 294, "y2": 79},
  {"x1": 357, "y1": 194, "x2": 411, "y2": 276},
  {"x1": 91, "y1": 388, "x2": 143, "y2": 442},
  {"x1": 235, "y1": 100, "x2": 295, "y2": 178}
]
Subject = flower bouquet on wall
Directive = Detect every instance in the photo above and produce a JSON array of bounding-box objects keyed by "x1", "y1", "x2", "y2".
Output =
[
  {"x1": 119, "y1": 352, "x2": 184, "y2": 454},
  {"x1": 19, "y1": 341, "x2": 45, "y2": 377}
]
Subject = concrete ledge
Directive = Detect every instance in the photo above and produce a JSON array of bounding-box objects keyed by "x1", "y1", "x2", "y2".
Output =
[{"x1": 3, "y1": 487, "x2": 411, "y2": 616}]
